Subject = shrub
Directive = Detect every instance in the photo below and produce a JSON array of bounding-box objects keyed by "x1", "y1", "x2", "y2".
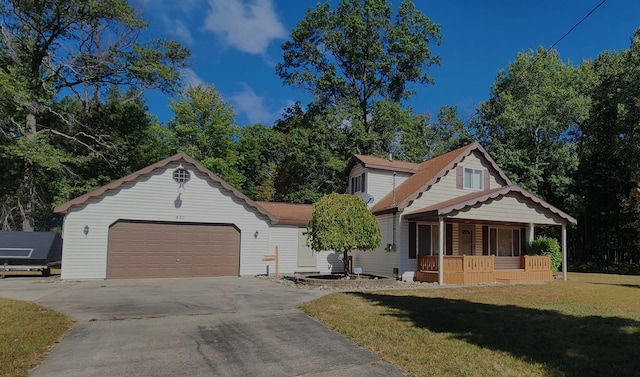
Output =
[{"x1": 528, "y1": 236, "x2": 561, "y2": 272}]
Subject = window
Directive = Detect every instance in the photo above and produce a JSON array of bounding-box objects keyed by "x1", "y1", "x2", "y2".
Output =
[
  {"x1": 464, "y1": 168, "x2": 483, "y2": 190},
  {"x1": 418, "y1": 224, "x2": 440, "y2": 256},
  {"x1": 350, "y1": 173, "x2": 366, "y2": 194},
  {"x1": 489, "y1": 227, "x2": 522, "y2": 256}
]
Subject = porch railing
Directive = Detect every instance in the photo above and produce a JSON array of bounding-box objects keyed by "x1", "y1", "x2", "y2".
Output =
[
  {"x1": 418, "y1": 255, "x2": 495, "y2": 273},
  {"x1": 521, "y1": 255, "x2": 551, "y2": 271}
]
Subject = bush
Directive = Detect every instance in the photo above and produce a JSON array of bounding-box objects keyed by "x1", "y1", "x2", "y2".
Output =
[{"x1": 528, "y1": 236, "x2": 561, "y2": 272}]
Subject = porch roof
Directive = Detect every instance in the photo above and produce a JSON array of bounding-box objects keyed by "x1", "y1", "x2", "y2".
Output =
[{"x1": 404, "y1": 185, "x2": 577, "y2": 225}]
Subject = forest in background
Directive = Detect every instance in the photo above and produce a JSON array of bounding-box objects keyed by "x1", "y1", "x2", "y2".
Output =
[{"x1": 1, "y1": 0, "x2": 639, "y2": 267}]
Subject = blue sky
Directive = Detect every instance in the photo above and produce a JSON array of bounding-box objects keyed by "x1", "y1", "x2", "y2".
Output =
[{"x1": 137, "y1": 0, "x2": 639, "y2": 126}]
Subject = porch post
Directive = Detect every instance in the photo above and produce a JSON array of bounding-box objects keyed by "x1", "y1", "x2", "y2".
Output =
[
  {"x1": 528, "y1": 223, "x2": 535, "y2": 243},
  {"x1": 438, "y1": 216, "x2": 444, "y2": 285},
  {"x1": 562, "y1": 223, "x2": 567, "y2": 281}
]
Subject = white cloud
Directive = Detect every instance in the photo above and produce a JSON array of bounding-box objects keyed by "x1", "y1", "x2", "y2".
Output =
[
  {"x1": 229, "y1": 84, "x2": 286, "y2": 125},
  {"x1": 181, "y1": 68, "x2": 204, "y2": 87},
  {"x1": 168, "y1": 19, "x2": 194, "y2": 45},
  {"x1": 203, "y1": 0, "x2": 287, "y2": 55}
]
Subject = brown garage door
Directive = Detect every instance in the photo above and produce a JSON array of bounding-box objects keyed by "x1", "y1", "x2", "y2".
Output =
[{"x1": 107, "y1": 221, "x2": 240, "y2": 279}]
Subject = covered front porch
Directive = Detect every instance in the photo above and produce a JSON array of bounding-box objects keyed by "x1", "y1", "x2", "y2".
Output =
[{"x1": 404, "y1": 186, "x2": 576, "y2": 285}]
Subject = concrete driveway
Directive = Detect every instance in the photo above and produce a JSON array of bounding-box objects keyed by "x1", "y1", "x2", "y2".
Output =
[{"x1": 0, "y1": 276, "x2": 406, "y2": 377}]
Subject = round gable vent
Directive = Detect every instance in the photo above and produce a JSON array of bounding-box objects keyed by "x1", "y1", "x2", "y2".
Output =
[{"x1": 173, "y1": 168, "x2": 190, "y2": 184}]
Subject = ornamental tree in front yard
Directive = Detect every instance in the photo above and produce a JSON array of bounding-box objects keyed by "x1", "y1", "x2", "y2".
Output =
[{"x1": 307, "y1": 193, "x2": 382, "y2": 276}]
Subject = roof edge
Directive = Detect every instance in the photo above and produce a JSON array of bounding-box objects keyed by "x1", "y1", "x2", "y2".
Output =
[
  {"x1": 413, "y1": 185, "x2": 577, "y2": 225},
  {"x1": 54, "y1": 153, "x2": 280, "y2": 224},
  {"x1": 396, "y1": 142, "x2": 513, "y2": 212}
]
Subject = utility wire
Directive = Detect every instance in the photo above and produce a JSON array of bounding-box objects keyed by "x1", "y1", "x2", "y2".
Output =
[{"x1": 548, "y1": 0, "x2": 607, "y2": 51}]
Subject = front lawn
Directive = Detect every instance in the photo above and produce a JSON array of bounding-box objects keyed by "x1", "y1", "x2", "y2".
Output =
[
  {"x1": 301, "y1": 273, "x2": 640, "y2": 377},
  {"x1": 0, "y1": 298, "x2": 72, "y2": 377}
]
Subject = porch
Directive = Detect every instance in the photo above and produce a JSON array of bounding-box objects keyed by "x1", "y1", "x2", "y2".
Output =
[{"x1": 415, "y1": 255, "x2": 553, "y2": 285}]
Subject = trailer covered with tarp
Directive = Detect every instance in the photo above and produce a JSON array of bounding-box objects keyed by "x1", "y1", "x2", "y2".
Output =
[{"x1": 0, "y1": 231, "x2": 62, "y2": 276}]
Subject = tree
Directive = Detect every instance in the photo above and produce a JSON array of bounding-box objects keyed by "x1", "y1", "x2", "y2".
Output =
[
  {"x1": 235, "y1": 124, "x2": 284, "y2": 201},
  {"x1": 276, "y1": 0, "x2": 441, "y2": 155},
  {"x1": 575, "y1": 31, "x2": 640, "y2": 265},
  {"x1": 307, "y1": 193, "x2": 381, "y2": 276},
  {"x1": 165, "y1": 84, "x2": 244, "y2": 188},
  {"x1": 0, "y1": 0, "x2": 189, "y2": 230},
  {"x1": 273, "y1": 102, "x2": 349, "y2": 203},
  {"x1": 474, "y1": 47, "x2": 590, "y2": 213}
]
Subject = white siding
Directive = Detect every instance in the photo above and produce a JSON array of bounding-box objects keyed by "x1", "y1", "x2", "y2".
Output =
[
  {"x1": 61, "y1": 162, "x2": 274, "y2": 279},
  {"x1": 366, "y1": 170, "x2": 411, "y2": 208},
  {"x1": 351, "y1": 213, "x2": 399, "y2": 278},
  {"x1": 450, "y1": 193, "x2": 562, "y2": 225},
  {"x1": 348, "y1": 163, "x2": 411, "y2": 207},
  {"x1": 268, "y1": 226, "x2": 334, "y2": 275},
  {"x1": 407, "y1": 150, "x2": 505, "y2": 211},
  {"x1": 397, "y1": 217, "x2": 415, "y2": 281}
]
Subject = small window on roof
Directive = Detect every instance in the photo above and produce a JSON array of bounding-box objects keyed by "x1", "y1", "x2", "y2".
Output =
[{"x1": 173, "y1": 168, "x2": 190, "y2": 184}]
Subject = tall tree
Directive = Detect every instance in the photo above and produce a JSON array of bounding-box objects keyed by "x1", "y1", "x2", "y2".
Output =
[
  {"x1": 0, "y1": 0, "x2": 189, "y2": 230},
  {"x1": 576, "y1": 32, "x2": 640, "y2": 265},
  {"x1": 276, "y1": 0, "x2": 441, "y2": 155},
  {"x1": 235, "y1": 124, "x2": 284, "y2": 201},
  {"x1": 165, "y1": 84, "x2": 244, "y2": 188},
  {"x1": 273, "y1": 102, "x2": 349, "y2": 203},
  {"x1": 474, "y1": 47, "x2": 590, "y2": 213}
]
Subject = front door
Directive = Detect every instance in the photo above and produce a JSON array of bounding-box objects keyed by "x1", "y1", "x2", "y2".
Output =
[
  {"x1": 460, "y1": 225, "x2": 474, "y2": 255},
  {"x1": 298, "y1": 228, "x2": 316, "y2": 267}
]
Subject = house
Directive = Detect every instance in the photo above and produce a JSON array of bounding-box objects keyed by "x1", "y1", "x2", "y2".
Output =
[
  {"x1": 54, "y1": 153, "x2": 336, "y2": 280},
  {"x1": 347, "y1": 142, "x2": 576, "y2": 284},
  {"x1": 55, "y1": 142, "x2": 575, "y2": 284}
]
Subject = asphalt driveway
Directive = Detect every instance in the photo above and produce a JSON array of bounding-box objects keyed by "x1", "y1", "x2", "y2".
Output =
[{"x1": 0, "y1": 276, "x2": 406, "y2": 377}]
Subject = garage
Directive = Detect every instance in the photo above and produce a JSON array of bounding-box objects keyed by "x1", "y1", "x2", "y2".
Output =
[{"x1": 107, "y1": 221, "x2": 240, "y2": 279}]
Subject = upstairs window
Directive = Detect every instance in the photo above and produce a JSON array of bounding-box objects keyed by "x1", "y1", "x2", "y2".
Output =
[
  {"x1": 350, "y1": 173, "x2": 366, "y2": 194},
  {"x1": 464, "y1": 168, "x2": 483, "y2": 190}
]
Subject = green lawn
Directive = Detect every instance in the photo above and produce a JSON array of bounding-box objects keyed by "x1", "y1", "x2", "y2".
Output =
[
  {"x1": 0, "y1": 298, "x2": 72, "y2": 377},
  {"x1": 301, "y1": 273, "x2": 640, "y2": 377}
]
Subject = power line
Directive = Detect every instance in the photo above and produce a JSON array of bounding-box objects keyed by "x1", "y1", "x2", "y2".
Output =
[{"x1": 548, "y1": 0, "x2": 607, "y2": 51}]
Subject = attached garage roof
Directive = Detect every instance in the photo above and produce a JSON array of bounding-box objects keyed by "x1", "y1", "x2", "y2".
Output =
[
  {"x1": 256, "y1": 202, "x2": 312, "y2": 226},
  {"x1": 404, "y1": 185, "x2": 577, "y2": 224},
  {"x1": 53, "y1": 153, "x2": 286, "y2": 224}
]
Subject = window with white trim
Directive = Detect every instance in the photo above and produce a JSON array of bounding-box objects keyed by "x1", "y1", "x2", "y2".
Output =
[
  {"x1": 417, "y1": 224, "x2": 440, "y2": 256},
  {"x1": 464, "y1": 168, "x2": 483, "y2": 190}
]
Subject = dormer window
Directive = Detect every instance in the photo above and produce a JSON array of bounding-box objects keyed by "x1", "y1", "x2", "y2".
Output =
[
  {"x1": 350, "y1": 173, "x2": 366, "y2": 194},
  {"x1": 464, "y1": 168, "x2": 483, "y2": 190}
]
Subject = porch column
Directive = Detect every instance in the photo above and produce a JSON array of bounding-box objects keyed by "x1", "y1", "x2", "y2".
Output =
[
  {"x1": 438, "y1": 216, "x2": 444, "y2": 285},
  {"x1": 562, "y1": 223, "x2": 567, "y2": 281},
  {"x1": 528, "y1": 223, "x2": 535, "y2": 243}
]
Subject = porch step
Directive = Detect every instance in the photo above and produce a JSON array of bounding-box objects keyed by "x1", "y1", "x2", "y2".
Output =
[{"x1": 495, "y1": 277, "x2": 528, "y2": 283}]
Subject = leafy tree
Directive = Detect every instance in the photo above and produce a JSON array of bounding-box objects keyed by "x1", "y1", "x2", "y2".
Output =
[
  {"x1": 0, "y1": 0, "x2": 189, "y2": 230},
  {"x1": 165, "y1": 84, "x2": 244, "y2": 188},
  {"x1": 235, "y1": 124, "x2": 284, "y2": 201},
  {"x1": 398, "y1": 105, "x2": 474, "y2": 162},
  {"x1": 474, "y1": 47, "x2": 590, "y2": 213},
  {"x1": 307, "y1": 193, "x2": 381, "y2": 276},
  {"x1": 276, "y1": 0, "x2": 441, "y2": 155},
  {"x1": 273, "y1": 102, "x2": 349, "y2": 203},
  {"x1": 575, "y1": 32, "x2": 640, "y2": 265}
]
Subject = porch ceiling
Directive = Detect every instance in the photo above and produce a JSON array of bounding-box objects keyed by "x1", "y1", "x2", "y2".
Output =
[{"x1": 404, "y1": 185, "x2": 576, "y2": 225}]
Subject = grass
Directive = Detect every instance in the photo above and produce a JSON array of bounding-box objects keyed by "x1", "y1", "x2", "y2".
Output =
[
  {"x1": 301, "y1": 273, "x2": 640, "y2": 377},
  {"x1": 0, "y1": 298, "x2": 72, "y2": 377}
]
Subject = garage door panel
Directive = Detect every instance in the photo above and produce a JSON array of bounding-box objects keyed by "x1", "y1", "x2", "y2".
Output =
[{"x1": 107, "y1": 222, "x2": 240, "y2": 279}]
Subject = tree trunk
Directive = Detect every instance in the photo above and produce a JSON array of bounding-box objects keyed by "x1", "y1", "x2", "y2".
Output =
[
  {"x1": 21, "y1": 112, "x2": 37, "y2": 231},
  {"x1": 343, "y1": 250, "x2": 350, "y2": 277}
]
